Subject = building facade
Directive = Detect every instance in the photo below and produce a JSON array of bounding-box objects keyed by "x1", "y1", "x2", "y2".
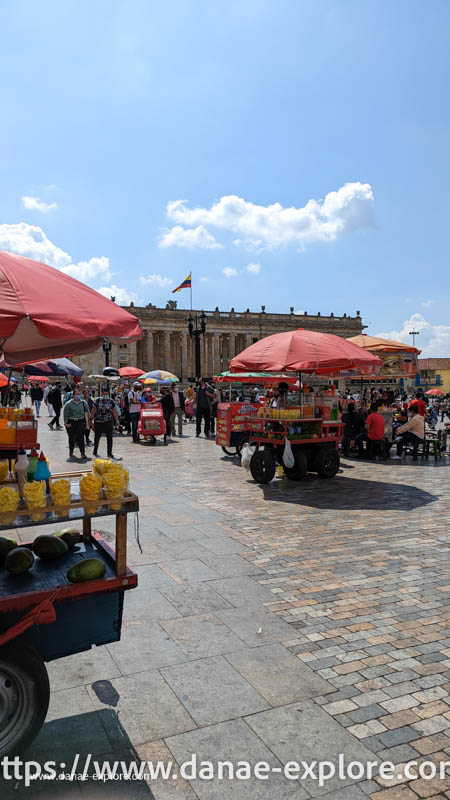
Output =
[
  {"x1": 73, "y1": 304, "x2": 366, "y2": 381},
  {"x1": 416, "y1": 358, "x2": 450, "y2": 394}
]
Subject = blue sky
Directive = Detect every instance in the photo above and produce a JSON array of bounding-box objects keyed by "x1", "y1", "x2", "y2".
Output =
[{"x1": 0, "y1": 0, "x2": 449, "y2": 355}]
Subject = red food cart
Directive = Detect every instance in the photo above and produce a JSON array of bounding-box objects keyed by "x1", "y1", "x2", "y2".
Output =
[{"x1": 138, "y1": 402, "x2": 167, "y2": 444}]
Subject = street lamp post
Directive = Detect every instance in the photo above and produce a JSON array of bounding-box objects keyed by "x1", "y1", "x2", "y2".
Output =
[
  {"x1": 102, "y1": 338, "x2": 112, "y2": 368},
  {"x1": 409, "y1": 330, "x2": 420, "y2": 390},
  {"x1": 187, "y1": 312, "x2": 207, "y2": 381}
]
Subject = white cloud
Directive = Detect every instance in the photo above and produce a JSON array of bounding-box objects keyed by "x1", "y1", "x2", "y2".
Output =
[
  {"x1": 0, "y1": 222, "x2": 111, "y2": 281},
  {"x1": 139, "y1": 274, "x2": 173, "y2": 288},
  {"x1": 294, "y1": 309, "x2": 305, "y2": 315},
  {"x1": 165, "y1": 182, "x2": 375, "y2": 250},
  {"x1": 376, "y1": 313, "x2": 450, "y2": 357},
  {"x1": 223, "y1": 267, "x2": 238, "y2": 278},
  {"x1": 421, "y1": 299, "x2": 433, "y2": 308},
  {"x1": 98, "y1": 285, "x2": 138, "y2": 305},
  {"x1": 246, "y1": 262, "x2": 261, "y2": 275},
  {"x1": 22, "y1": 196, "x2": 58, "y2": 213},
  {"x1": 158, "y1": 225, "x2": 222, "y2": 250}
]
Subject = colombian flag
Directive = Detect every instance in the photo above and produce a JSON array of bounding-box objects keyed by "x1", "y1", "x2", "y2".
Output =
[{"x1": 172, "y1": 273, "x2": 192, "y2": 293}]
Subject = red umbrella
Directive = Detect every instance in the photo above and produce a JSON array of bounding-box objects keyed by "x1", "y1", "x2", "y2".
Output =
[
  {"x1": 118, "y1": 366, "x2": 145, "y2": 379},
  {"x1": 0, "y1": 250, "x2": 141, "y2": 364},
  {"x1": 28, "y1": 375, "x2": 50, "y2": 382},
  {"x1": 425, "y1": 388, "x2": 444, "y2": 396},
  {"x1": 230, "y1": 328, "x2": 382, "y2": 375},
  {"x1": 0, "y1": 374, "x2": 8, "y2": 387}
]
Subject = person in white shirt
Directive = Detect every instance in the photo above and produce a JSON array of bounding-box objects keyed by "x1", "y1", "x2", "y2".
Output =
[
  {"x1": 170, "y1": 384, "x2": 185, "y2": 436},
  {"x1": 128, "y1": 382, "x2": 142, "y2": 442},
  {"x1": 391, "y1": 406, "x2": 425, "y2": 459}
]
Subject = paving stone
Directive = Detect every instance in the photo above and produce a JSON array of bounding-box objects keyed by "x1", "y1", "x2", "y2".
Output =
[
  {"x1": 377, "y1": 726, "x2": 419, "y2": 747},
  {"x1": 158, "y1": 558, "x2": 221, "y2": 583},
  {"x1": 166, "y1": 718, "x2": 308, "y2": 799},
  {"x1": 215, "y1": 605, "x2": 295, "y2": 648},
  {"x1": 196, "y1": 536, "x2": 251, "y2": 554},
  {"x1": 226, "y1": 643, "x2": 333, "y2": 705},
  {"x1": 88, "y1": 670, "x2": 197, "y2": 746},
  {"x1": 161, "y1": 655, "x2": 270, "y2": 726},
  {"x1": 159, "y1": 582, "x2": 233, "y2": 615},
  {"x1": 348, "y1": 704, "x2": 388, "y2": 724},
  {"x1": 160, "y1": 613, "x2": 246, "y2": 658},
  {"x1": 245, "y1": 701, "x2": 378, "y2": 797},
  {"x1": 198, "y1": 553, "x2": 263, "y2": 578},
  {"x1": 123, "y1": 585, "x2": 181, "y2": 622},
  {"x1": 208, "y1": 576, "x2": 276, "y2": 607},
  {"x1": 106, "y1": 622, "x2": 187, "y2": 673},
  {"x1": 47, "y1": 646, "x2": 121, "y2": 691}
]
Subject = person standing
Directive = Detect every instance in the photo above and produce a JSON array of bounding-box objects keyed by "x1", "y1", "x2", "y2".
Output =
[
  {"x1": 209, "y1": 384, "x2": 221, "y2": 435},
  {"x1": 195, "y1": 378, "x2": 214, "y2": 437},
  {"x1": 170, "y1": 384, "x2": 185, "y2": 436},
  {"x1": 63, "y1": 387, "x2": 89, "y2": 459},
  {"x1": 128, "y1": 382, "x2": 142, "y2": 443},
  {"x1": 30, "y1": 384, "x2": 44, "y2": 417},
  {"x1": 83, "y1": 388, "x2": 94, "y2": 445},
  {"x1": 90, "y1": 387, "x2": 119, "y2": 458},
  {"x1": 160, "y1": 387, "x2": 174, "y2": 437},
  {"x1": 48, "y1": 383, "x2": 63, "y2": 429}
]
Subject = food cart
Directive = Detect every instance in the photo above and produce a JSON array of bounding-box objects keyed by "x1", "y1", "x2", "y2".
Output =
[
  {"x1": 138, "y1": 402, "x2": 167, "y2": 444},
  {"x1": 0, "y1": 467, "x2": 139, "y2": 757},
  {"x1": 213, "y1": 372, "x2": 296, "y2": 457},
  {"x1": 247, "y1": 393, "x2": 343, "y2": 483}
]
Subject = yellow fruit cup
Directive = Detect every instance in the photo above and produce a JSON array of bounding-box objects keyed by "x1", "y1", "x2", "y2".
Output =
[
  {"x1": 0, "y1": 460, "x2": 9, "y2": 481},
  {"x1": 0, "y1": 486, "x2": 19, "y2": 525},
  {"x1": 103, "y1": 472, "x2": 125, "y2": 512},
  {"x1": 80, "y1": 473, "x2": 102, "y2": 515},
  {"x1": 50, "y1": 478, "x2": 71, "y2": 518},
  {"x1": 23, "y1": 480, "x2": 47, "y2": 522}
]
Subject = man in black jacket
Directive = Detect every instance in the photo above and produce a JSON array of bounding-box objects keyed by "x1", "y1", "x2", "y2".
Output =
[
  {"x1": 196, "y1": 378, "x2": 214, "y2": 438},
  {"x1": 48, "y1": 383, "x2": 63, "y2": 429},
  {"x1": 170, "y1": 384, "x2": 185, "y2": 436},
  {"x1": 30, "y1": 384, "x2": 44, "y2": 417}
]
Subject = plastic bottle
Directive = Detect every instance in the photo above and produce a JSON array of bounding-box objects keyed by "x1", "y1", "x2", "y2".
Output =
[
  {"x1": 15, "y1": 446, "x2": 29, "y2": 498},
  {"x1": 27, "y1": 448, "x2": 39, "y2": 482},
  {"x1": 33, "y1": 451, "x2": 51, "y2": 494}
]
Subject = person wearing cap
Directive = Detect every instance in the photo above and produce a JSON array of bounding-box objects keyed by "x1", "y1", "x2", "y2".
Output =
[{"x1": 128, "y1": 382, "x2": 142, "y2": 443}]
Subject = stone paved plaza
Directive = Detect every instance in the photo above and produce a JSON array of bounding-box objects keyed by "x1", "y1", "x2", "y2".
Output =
[{"x1": 3, "y1": 411, "x2": 450, "y2": 799}]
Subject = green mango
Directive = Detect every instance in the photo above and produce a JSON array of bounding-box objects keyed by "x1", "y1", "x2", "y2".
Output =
[
  {"x1": 67, "y1": 558, "x2": 106, "y2": 584},
  {"x1": 32, "y1": 535, "x2": 69, "y2": 560},
  {"x1": 0, "y1": 537, "x2": 18, "y2": 564},
  {"x1": 54, "y1": 528, "x2": 81, "y2": 549},
  {"x1": 5, "y1": 547, "x2": 34, "y2": 575}
]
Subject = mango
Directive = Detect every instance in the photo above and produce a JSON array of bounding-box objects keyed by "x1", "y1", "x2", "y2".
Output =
[
  {"x1": 54, "y1": 528, "x2": 81, "y2": 549},
  {"x1": 66, "y1": 558, "x2": 106, "y2": 584},
  {"x1": 0, "y1": 537, "x2": 17, "y2": 564},
  {"x1": 32, "y1": 535, "x2": 69, "y2": 560},
  {"x1": 5, "y1": 547, "x2": 34, "y2": 575}
]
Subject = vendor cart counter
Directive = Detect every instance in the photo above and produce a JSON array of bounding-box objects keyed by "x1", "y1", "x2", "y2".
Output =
[
  {"x1": 247, "y1": 414, "x2": 343, "y2": 484},
  {"x1": 0, "y1": 475, "x2": 139, "y2": 758},
  {"x1": 216, "y1": 401, "x2": 259, "y2": 456}
]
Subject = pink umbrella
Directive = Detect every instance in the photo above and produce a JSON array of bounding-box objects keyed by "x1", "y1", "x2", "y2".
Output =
[
  {"x1": 118, "y1": 366, "x2": 145, "y2": 379},
  {"x1": 0, "y1": 251, "x2": 141, "y2": 364}
]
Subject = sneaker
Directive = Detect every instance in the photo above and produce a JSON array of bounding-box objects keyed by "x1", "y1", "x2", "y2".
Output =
[
  {"x1": 80, "y1": 453, "x2": 87, "y2": 460},
  {"x1": 108, "y1": 454, "x2": 115, "y2": 460},
  {"x1": 48, "y1": 423, "x2": 54, "y2": 429},
  {"x1": 390, "y1": 454, "x2": 402, "y2": 460},
  {"x1": 56, "y1": 425, "x2": 63, "y2": 429},
  {"x1": 93, "y1": 450, "x2": 98, "y2": 457},
  {"x1": 196, "y1": 433, "x2": 200, "y2": 437}
]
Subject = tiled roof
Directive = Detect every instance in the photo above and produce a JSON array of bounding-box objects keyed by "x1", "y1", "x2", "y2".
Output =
[{"x1": 418, "y1": 358, "x2": 450, "y2": 370}]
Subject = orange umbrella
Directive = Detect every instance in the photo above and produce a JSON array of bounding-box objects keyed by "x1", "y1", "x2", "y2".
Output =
[{"x1": 347, "y1": 334, "x2": 419, "y2": 353}]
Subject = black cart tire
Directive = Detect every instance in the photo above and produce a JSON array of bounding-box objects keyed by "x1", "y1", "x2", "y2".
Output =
[
  {"x1": 283, "y1": 448, "x2": 308, "y2": 481},
  {"x1": 250, "y1": 449, "x2": 276, "y2": 484},
  {"x1": 0, "y1": 638, "x2": 50, "y2": 757},
  {"x1": 313, "y1": 446, "x2": 340, "y2": 478},
  {"x1": 221, "y1": 446, "x2": 237, "y2": 456}
]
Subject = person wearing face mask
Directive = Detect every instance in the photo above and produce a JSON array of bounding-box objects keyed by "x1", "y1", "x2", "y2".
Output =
[
  {"x1": 89, "y1": 387, "x2": 120, "y2": 459},
  {"x1": 63, "y1": 389, "x2": 90, "y2": 460}
]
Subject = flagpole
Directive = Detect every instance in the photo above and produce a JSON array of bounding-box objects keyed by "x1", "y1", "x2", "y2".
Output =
[{"x1": 190, "y1": 268, "x2": 193, "y2": 311}]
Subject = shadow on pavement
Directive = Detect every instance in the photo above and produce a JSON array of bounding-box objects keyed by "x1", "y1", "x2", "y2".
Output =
[
  {"x1": 1, "y1": 709, "x2": 155, "y2": 799},
  {"x1": 259, "y1": 474, "x2": 438, "y2": 511}
]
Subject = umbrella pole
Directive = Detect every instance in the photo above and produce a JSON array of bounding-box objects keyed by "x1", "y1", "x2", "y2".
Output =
[
  {"x1": 5, "y1": 367, "x2": 12, "y2": 406},
  {"x1": 298, "y1": 372, "x2": 302, "y2": 409}
]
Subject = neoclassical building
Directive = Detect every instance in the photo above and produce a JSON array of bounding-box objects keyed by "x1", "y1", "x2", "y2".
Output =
[{"x1": 73, "y1": 304, "x2": 365, "y2": 381}]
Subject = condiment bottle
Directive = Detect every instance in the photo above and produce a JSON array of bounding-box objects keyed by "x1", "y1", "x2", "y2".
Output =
[
  {"x1": 27, "y1": 448, "x2": 39, "y2": 482},
  {"x1": 34, "y1": 451, "x2": 51, "y2": 494},
  {"x1": 15, "y1": 446, "x2": 29, "y2": 498}
]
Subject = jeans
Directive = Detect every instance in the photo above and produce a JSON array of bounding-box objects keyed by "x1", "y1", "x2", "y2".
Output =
[
  {"x1": 49, "y1": 406, "x2": 61, "y2": 427},
  {"x1": 34, "y1": 400, "x2": 41, "y2": 416},
  {"x1": 94, "y1": 420, "x2": 113, "y2": 455},
  {"x1": 196, "y1": 406, "x2": 210, "y2": 436},
  {"x1": 170, "y1": 407, "x2": 183, "y2": 435},
  {"x1": 396, "y1": 431, "x2": 422, "y2": 456},
  {"x1": 355, "y1": 432, "x2": 384, "y2": 457},
  {"x1": 66, "y1": 418, "x2": 86, "y2": 455},
  {"x1": 130, "y1": 412, "x2": 140, "y2": 442}
]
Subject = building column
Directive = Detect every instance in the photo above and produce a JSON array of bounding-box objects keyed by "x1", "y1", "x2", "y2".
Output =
[
  {"x1": 129, "y1": 341, "x2": 137, "y2": 367},
  {"x1": 162, "y1": 331, "x2": 170, "y2": 369},
  {"x1": 145, "y1": 330, "x2": 153, "y2": 372},
  {"x1": 213, "y1": 333, "x2": 220, "y2": 375}
]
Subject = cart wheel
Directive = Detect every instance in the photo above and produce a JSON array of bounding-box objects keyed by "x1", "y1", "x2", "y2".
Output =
[
  {"x1": 313, "y1": 446, "x2": 340, "y2": 478},
  {"x1": 221, "y1": 446, "x2": 237, "y2": 457},
  {"x1": 283, "y1": 449, "x2": 308, "y2": 481},
  {"x1": 250, "y1": 448, "x2": 276, "y2": 484},
  {"x1": 0, "y1": 638, "x2": 50, "y2": 757}
]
